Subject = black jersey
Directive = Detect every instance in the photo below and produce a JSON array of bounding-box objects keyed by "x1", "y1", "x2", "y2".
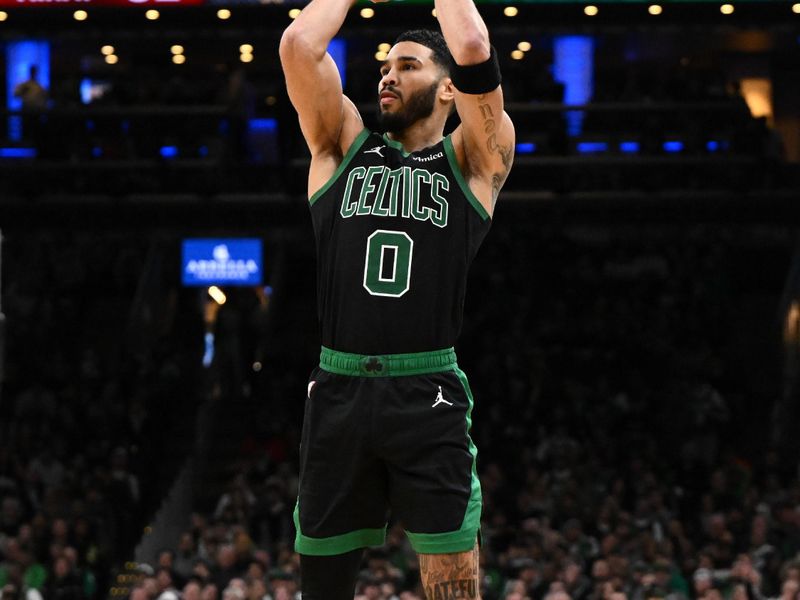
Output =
[{"x1": 309, "y1": 128, "x2": 491, "y2": 355}]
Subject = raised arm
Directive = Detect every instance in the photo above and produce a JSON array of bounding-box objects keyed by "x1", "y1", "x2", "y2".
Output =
[
  {"x1": 435, "y1": 0, "x2": 515, "y2": 216},
  {"x1": 279, "y1": 0, "x2": 363, "y2": 166}
]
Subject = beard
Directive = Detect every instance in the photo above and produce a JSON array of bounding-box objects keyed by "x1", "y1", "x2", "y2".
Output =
[{"x1": 377, "y1": 81, "x2": 439, "y2": 135}]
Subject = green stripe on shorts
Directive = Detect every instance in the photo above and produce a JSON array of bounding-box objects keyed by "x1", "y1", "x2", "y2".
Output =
[
  {"x1": 405, "y1": 366, "x2": 482, "y2": 554},
  {"x1": 293, "y1": 502, "x2": 386, "y2": 556}
]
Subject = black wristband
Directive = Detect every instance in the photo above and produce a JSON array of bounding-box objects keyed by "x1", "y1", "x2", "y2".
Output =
[{"x1": 449, "y1": 45, "x2": 502, "y2": 95}]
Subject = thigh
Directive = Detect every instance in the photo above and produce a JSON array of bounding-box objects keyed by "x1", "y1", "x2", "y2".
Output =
[
  {"x1": 418, "y1": 544, "x2": 480, "y2": 600},
  {"x1": 296, "y1": 369, "x2": 389, "y2": 554}
]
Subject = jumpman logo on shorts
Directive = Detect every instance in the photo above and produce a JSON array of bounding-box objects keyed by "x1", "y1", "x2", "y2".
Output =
[{"x1": 432, "y1": 386, "x2": 453, "y2": 408}]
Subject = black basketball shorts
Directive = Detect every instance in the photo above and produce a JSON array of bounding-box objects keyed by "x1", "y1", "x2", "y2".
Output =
[{"x1": 293, "y1": 346, "x2": 482, "y2": 556}]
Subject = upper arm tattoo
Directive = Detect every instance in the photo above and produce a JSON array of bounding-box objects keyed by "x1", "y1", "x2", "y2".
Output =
[{"x1": 477, "y1": 94, "x2": 514, "y2": 209}]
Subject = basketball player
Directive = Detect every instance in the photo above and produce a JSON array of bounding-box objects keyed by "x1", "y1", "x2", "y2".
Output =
[{"x1": 279, "y1": 0, "x2": 514, "y2": 596}]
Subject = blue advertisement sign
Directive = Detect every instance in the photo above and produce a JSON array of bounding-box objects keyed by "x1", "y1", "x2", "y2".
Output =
[{"x1": 182, "y1": 238, "x2": 262, "y2": 286}]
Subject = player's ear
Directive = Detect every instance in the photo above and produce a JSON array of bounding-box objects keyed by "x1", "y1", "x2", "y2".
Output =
[{"x1": 439, "y1": 76, "x2": 455, "y2": 104}]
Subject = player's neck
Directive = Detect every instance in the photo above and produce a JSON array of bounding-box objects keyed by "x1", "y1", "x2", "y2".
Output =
[{"x1": 384, "y1": 118, "x2": 445, "y2": 154}]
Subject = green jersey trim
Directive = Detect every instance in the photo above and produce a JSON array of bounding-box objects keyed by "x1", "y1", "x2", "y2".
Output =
[
  {"x1": 381, "y1": 133, "x2": 411, "y2": 157},
  {"x1": 308, "y1": 128, "x2": 372, "y2": 206},
  {"x1": 443, "y1": 135, "x2": 491, "y2": 222}
]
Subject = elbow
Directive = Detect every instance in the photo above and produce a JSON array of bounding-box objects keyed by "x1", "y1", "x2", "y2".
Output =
[
  {"x1": 279, "y1": 26, "x2": 301, "y2": 61},
  {"x1": 279, "y1": 26, "x2": 319, "y2": 63},
  {"x1": 451, "y1": 36, "x2": 491, "y2": 66}
]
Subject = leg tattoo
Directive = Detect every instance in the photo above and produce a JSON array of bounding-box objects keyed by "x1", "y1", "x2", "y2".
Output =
[{"x1": 418, "y1": 543, "x2": 480, "y2": 600}]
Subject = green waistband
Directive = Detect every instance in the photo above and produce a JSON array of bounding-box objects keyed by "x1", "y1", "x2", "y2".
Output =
[{"x1": 319, "y1": 346, "x2": 457, "y2": 377}]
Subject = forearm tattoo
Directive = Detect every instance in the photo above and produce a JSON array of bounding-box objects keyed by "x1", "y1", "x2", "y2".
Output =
[
  {"x1": 477, "y1": 94, "x2": 513, "y2": 210},
  {"x1": 418, "y1": 545, "x2": 480, "y2": 599}
]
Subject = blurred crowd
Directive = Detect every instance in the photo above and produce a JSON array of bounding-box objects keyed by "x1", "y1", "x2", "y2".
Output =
[
  {"x1": 0, "y1": 232, "x2": 200, "y2": 600},
  {"x1": 102, "y1": 224, "x2": 799, "y2": 600}
]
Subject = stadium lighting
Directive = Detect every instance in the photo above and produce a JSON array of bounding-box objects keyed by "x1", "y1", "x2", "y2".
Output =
[
  {"x1": 145, "y1": 9, "x2": 160, "y2": 20},
  {"x1": 584, "y1": 5, "x2": 599, "y2": 16},
  {"x1": 518, "y1": 41, "x2": 532, "y2": 52},
  {"x1": 208, "y1": 286, "x2": 227, "y2": 305},
  {"x1": 239, "y1": 44, "x2": 253, "y2": 54},
  {"x1": 73, "y1": 10, "x2": 88, "y2": 21},
  {"x1": 360, "y1": 7, "x2": 375, "y2": 18},
  {"x1": 515, "y1": 142, "x2": 536, "y2": 154},
  {"x1": 170, "y1": 45, "x2": 184, "y2": 55},
  {"x1": 288, "y1": 8, "x2": 301, "y2": 19},
  {"x1": 240, "y1": 53, "x2": 254, "y2": 63},
  {"x1": 577, "y1": 141, "x2": 608, "y2": 154},
  {"x1": 648, "y1": 4, "x2": 663, "y2": 15},
  {"x1": 511, "y1": 50, "x2": 524, "y2": 60},
  {"x1": 101, "y1": 45, "x2": 115, "y2": 55},
  {"x1": 105, "y1": 54, "x2": 118, "y2": 65},
  {"x1": 0, "y1": 11, "x2": 8, "y2": 21},
  {"x1": 217, "y1": 9, "x2": 231, "y2": 20},
  {"x1": 431, "y1": 8, "x2": 437, "y2": 17},
  {"x1": 720, "y1": 4, "x2": 734, "y2": 14},
  {"x1": 792, "y1": 3, "x2": 800, "y2": 13},
  {"x1": 619, "y1": 141, "x2": 640, "y2": 153},
  {"x1": 378, "y1": 43, "x2": 391, "y2": 52},
  {"x1": 375, "y1": 51, "x2": 388, "y2": 61},
  {"x1": 503, "y1": 6, "x2": 518, "y2": 17},
  {"x1": 663, "y1": 140, "x2": 684, "y2": 153},
  {"x1": 172, "y1": 54, "x2": 186, "y2": 65}
]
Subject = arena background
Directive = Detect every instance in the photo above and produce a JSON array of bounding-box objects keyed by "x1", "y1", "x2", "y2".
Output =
[{"x1": 1, "y1": 1, "x2": 800, "y2": 598}]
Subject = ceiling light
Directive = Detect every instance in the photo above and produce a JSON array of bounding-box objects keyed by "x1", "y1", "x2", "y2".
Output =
[
  {"x1": 0, "y1": 11, "x2": 9, "y2": 21},
  {"x1": 170, "y1": 45, "x2": 184, "y2": 55},
  {"x1": 375, "y1": 51, "x2": 388, "y2": 61},
  {"x1": 720, "y1": 3, "x2": 734, "y2": 14},
  {"x1": 517, "y1": 41, "x2": 531, "y2": 52},
  {"x1": 511, "y1": 50, "x2": 524, "y2": 60},
  {"x1": 360, "y1": 7, "x2": 374, "y2": 18},
  {"x1": 240, "y1": 53, "x2": 254, "y2": 63},
  {"x1": 503, "y1": 6, "x2": 518, "y2": 17},
  {"x1": 288, "y1": 8, "x2": 301, "y2": 18},
  {"x1": 105, "y1": 54, "x2": 118, "y2": 65},
  {"x1": 73, "y1": 10, "x2": 88, "y2": 21},
  {"x1": 584, "y1": 5, "x2": 599, "y2": 16},
  {"x1": 239, "y1": 44, "x2": 253, "y2": 54},
  {"x1": 217, "y1": 8, "x2": 231, "y2": 19},
  {"x1": 208, "y1": 286, "x2": 227, "y2": 305},
  {"x1": 378, "y1": 42, "x2": 391, "y2": 52},
  {"x1": 145, "y1": 9, "x2": 159, "y2": 20},
  {"x1": 101, "y1": 45, "x2": 115, "y2": 55},
  {"x1": 648, "y1": 4, "x2": 662, "y2": 14},
  {"x1": 172, "y1": 54, "x2": 186, "y2": 65}
]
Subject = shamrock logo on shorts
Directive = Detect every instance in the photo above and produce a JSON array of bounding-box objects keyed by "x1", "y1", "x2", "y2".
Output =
[{"x1": 363, "y1": 357, "x2": 384, "y2": 373}]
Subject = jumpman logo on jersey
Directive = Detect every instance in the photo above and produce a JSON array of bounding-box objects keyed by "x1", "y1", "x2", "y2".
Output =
[
  {"x1": 365, "y1": 145, "x2": 385, "y2": 157},
  {"x1": 432, "y1": 386, "x2": 453, "y2": 408}
]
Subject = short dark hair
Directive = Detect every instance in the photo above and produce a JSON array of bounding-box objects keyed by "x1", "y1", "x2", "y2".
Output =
[{"x1": 394, "y1": 29, "x2": 452, "y2": 75}]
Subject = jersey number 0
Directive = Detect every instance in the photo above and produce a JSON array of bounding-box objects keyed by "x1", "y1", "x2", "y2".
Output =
[{"x1": 362, "y1": 229, "x2": 414, "y2": 298}]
